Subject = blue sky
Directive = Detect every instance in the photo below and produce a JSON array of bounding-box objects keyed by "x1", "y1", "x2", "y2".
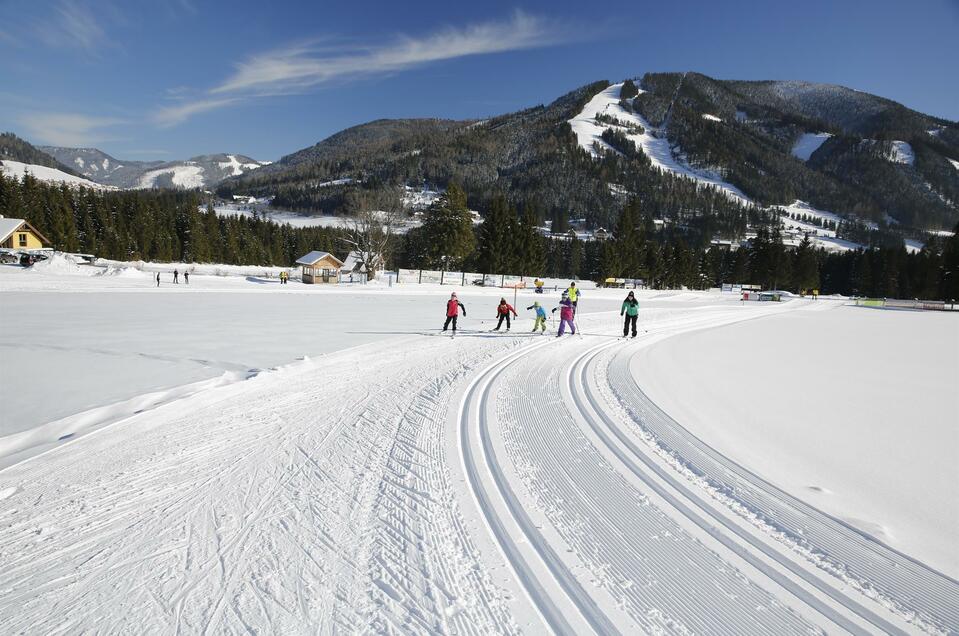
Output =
[{"x1": 1, "y1": 0, "x2": 957, "y2": 161}]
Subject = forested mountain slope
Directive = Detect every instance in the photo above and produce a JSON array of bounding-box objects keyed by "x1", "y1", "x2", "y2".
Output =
[{"x1": 218, "y1": 73, "x2": 958, "y2": 233}]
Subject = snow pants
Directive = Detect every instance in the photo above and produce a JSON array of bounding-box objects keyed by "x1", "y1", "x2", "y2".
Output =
[
  {"x1": 623, "y1": 314, "x2": 637, "y2": 337},
  {"x1": 532, "y1": 316, "x2": 546, "y2": 332},
  {"x1": 443, "y1": 315, "x2": 458, "y2": 331},
  {"x1": 557, "y1": 318, "x2": 575, "y2": 336},
  {"x1": 495, "y1": 314, "x2": 511, "y2": 330}
]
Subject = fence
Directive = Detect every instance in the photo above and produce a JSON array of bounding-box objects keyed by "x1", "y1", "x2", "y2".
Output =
[
  {"x1": 394, "y1": 269, "x2": 589, "y2": 289},
  {"x1": 855, "y1": 298, "x2": 955, "y2": 311}
]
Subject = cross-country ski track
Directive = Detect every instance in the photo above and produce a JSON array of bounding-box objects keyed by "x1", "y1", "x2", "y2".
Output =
[{"x1": 1, "y1": 299, "x2": 956, "y2": 634}]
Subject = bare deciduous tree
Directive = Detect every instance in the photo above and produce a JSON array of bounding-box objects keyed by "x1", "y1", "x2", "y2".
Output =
[{"x1": 341, "y1": 189, "x2": 404, "y2": 278}]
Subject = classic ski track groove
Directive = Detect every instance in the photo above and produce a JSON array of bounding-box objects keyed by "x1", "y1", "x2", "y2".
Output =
[
  {"x1": 570, "y1": 340, "x2": 896, "y2": 635},
  {"x1": 597, "y1": 341, "x2": 959, "y2": 634},
  {"x1": 495, "y1": 335, "x2": 821, "y2": 634}
]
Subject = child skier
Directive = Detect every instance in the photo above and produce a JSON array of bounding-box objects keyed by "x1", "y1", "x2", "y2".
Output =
[
  {"x1": 552, "y1": 292, "x2": 576, "y2": 337},
  {"x1": 566, "y1": 281, "x2": 581, "y2": 313},
  {"x1": 493, "y1": 298, "x2": 518, "y2": 331},
  {"x1": 443, "y1": 292, "x2": 466, "y2": 334},
  {"x1": 621, "y1": 290, "x2": 639, "y2": 338},
  {"x1": 526, "y1": 301, "x2": 547, "y2": 334}
]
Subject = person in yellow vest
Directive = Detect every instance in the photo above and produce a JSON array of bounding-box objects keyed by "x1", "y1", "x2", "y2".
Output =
[
  {"x1": 534, "y1": 278, "x2": 544, "y2": 294},
  {"x1": 566, "y1": 281, "x2": 580, "y2": 313}
]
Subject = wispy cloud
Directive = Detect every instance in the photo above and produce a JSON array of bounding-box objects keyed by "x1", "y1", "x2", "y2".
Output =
[
  {"x1": 154, "y1": 98, "x2": 239, "y2": 127},
  {"x1": 37, "y1": 1, "x2": 107, "y2": 52},
  {"x1": 154, "y1": 11, "x2": 575, "y2": 127},
  {"x1": 17, "y1": 112, "x2": 126, "y2": 147}
]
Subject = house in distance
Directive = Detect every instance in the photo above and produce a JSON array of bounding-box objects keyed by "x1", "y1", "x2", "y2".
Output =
[
  {"x1": 296, "y1": 251, "x2": 344, "y2": 284},
  {"x1": 0, "y1": 216, "x2": 50, "y2": 250}
]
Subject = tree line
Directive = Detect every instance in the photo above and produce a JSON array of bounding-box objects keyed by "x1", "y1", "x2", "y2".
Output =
[{"x1": 0, "y1": 173, "x2": 345, "y2": 265}]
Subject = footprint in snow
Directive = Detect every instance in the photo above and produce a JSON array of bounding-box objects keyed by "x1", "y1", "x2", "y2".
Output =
[{"x1": 0, "y1": 486, "x2": 18, "y2": 501}]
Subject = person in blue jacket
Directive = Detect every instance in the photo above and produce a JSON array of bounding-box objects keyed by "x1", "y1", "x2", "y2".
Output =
[{"x1": 526, "y1": 301, "x2": 547, "y2": 333}]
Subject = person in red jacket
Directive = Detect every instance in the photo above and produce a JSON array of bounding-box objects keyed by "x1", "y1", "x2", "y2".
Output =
[
  {"x1": 493, "y1": 298, "x2": 518, "y2": 331},
  {"x1": 443, "y1": 292, "x2": 466, "y2": 333}
]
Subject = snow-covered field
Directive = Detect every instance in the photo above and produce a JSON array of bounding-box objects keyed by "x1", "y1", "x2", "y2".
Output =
[{"x1": 1, "y1": 263, "x2": 957, "y2": 634}]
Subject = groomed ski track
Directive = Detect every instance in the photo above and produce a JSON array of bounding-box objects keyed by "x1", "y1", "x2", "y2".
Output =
[{"x1": 1, "y1": 299, "x2": 956, "y2": 633}]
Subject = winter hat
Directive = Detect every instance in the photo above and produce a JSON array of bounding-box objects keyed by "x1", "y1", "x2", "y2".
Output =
[
  {"x1": 533, "y1": 301, "x2": 540, "y2": 307},
  {"x1": 451, "y1": 292, "x2": 457, "y2": 297}
]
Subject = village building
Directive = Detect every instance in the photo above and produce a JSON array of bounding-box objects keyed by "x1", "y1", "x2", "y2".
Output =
[
  {"x1": 295, "y1": 250, "x2": 344, "y2": 284},
  {"x1": 0, "y1": 216, "x2": 50, "y2": 250}
]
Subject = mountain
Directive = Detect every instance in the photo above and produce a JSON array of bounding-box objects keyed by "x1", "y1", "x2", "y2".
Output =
[
  {"x1": 1, "y1": 132, "x2": 82, "y2": 176},
  {"x1": 218, "y1": 73, "x2": 959, "y2": 234},
  {"x1": 1, "y1": 133, "x2": 115, "y2": 190},
  {"x1": 39, "y1": 147, "x2": 270, "y2": 189}
]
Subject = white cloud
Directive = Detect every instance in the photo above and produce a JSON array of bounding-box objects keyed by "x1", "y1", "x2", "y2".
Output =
[
  {"x1": 155, "y1": 11, "x2": 574, "y2": 126},
  {"x1": 153, "y1": 98, "x2": 239, "y2": 128},
  {"x1": 17, "y1": 112, "x2": 125, "y2": 147},
  {"x1": 37, "y1": 1, "x2": 107, "y2": 52}
]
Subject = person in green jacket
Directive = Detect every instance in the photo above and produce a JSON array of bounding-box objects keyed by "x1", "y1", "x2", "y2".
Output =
[{"x1": 621, "y1": 291, "x2": 639, "y2": 338}]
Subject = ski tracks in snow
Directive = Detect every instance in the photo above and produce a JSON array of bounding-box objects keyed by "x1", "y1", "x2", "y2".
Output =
[
  {"x1": 2, "y1": 299, "x2": 957, "y2": 634},
  {"x1": 0, "y1": 337, "x2": 525, "y2": 634}
]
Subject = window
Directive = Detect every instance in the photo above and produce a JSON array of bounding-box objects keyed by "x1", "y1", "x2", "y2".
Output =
[{"x1": 18, "y1": 233, "x2": 27, "y2": 247}]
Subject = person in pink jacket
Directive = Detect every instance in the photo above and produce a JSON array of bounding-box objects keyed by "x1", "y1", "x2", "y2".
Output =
[{"x1": 551, "y1": 291, "x2": 576, "y2": 337}]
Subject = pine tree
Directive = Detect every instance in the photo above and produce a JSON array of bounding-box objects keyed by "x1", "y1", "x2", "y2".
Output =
[{"x1": 419, "y1": 182, "x2": 475, "y2": 270}]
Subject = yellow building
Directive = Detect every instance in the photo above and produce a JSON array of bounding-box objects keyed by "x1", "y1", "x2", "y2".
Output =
[
  {"x1": 296, "y1": 250, "x2": 344, "y2": 284},
  {"x1": 0, "y1": 216, "x2": 50, "y2": 250}
]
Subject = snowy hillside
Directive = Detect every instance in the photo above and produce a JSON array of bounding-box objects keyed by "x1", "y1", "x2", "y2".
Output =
[
  {"x1": 40, "y1": 146, "x2": 270, "y2": 189},
  {"x1": 791, "y1": 132, "x2": 832, "y2": 161},
  {"x1": 0, "y1": 159, "x2": 115, "y2": 190},
  {"x1": 569, "y1": 83, "x2": 753, "y2": 205},
  {"x1": 1, "y1": 262, "x2": 957, "y2": 633}
]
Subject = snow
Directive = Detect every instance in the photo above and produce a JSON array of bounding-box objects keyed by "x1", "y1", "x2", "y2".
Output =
[
  {"x1": 904, "y1": 238, "x2": 924, "y2": 254},
  {"x1": 316, "y1": 177, "x2": 354, "y2": 187},
  {"x1": 136, "y1": 163, "x2": 205, "y2": 189},
  {"x1": 74, "y1": 157, "x2": 84, "y2": 168},
  {"x1": 0, "y1": 160, "x2": 113, "y2": 190},
  {"x1": 217, "y1": 154, "x2": 264, "y2": 176},
  {"x1": 568, "y1": 83, "x2": 752, "y2": 205},
  {"x1": 403, "y1": 185, "x2": 442, "y2": 209},
  {"x1": 632, "y1": 303, "x2": 959, "y2": 578},
  {"x1": 701, "y1": 113, "x2": 722, "y2": 122},
  {"x1": 791, "y1": 132, "x2": 832, "y2": 161},
  {"x1": 1, "y1": 263, "x2": 956, "y2": 633},
  {"x1": 775, "y1": 200, "x2": 867, "y2": 252},
  {"x1": 887, "y1": 140, "x2": 915, "y2": 166},
  {"x1": 213, "y1": 204, "x2": 423, "y2": 232},
  {"x1": 947, "y1": 158, "x2": 959, "y2": 172}
]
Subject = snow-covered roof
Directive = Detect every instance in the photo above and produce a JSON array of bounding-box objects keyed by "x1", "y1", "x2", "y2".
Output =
[
  {"x1": 0, "y1": 217, "x2": 25, "y2": 243},
  {"x1": 295, "y1": 251, "x2": 343, "y2": 266}
]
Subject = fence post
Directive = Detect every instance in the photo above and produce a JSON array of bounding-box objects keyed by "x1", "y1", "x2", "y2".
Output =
[
  {"x1": 500, "y1": 274, "x2": 505, "y2": 288},
  {"x1": 441, "y1": 270, "x2": 445, "y2": 285},
  {"x1": 461, "y1": 272, "x2": 465, "y2": 286},
  {"x1": 418, "y1": 269, "x2": 422, "y2": 284}
]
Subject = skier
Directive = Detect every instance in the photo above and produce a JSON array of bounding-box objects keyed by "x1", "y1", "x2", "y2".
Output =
[
  {"x1": 443, "y1": 292, "x2": 466, "y2": 334},
  {"x1": 566, "y1": 281, "x2": 580, "y2": 313},
  {"x1": 621, "y1": 290, "x2": 639, "y2": 338},
  {"x1": 534, "y1": 278, "x2": 544, "y2": 294},
  {"x1": 173, "y1": 269, "x2": 179, "y2": 284},
  {"x1": 156, "y1": 272, "x2": 160, "y2": 287},
  {"x1": 493, "y1": 298, "x2": 518, "y2": 331},
  {"x1": 552, "y1": 292, "x2": 576, "y2": 337},
  {"x1": 184, "y1": 271, "x2": 189, "y2": 285},
  {"x1": 526, "y1": 301, "x2": 547, "y2": 334}
]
